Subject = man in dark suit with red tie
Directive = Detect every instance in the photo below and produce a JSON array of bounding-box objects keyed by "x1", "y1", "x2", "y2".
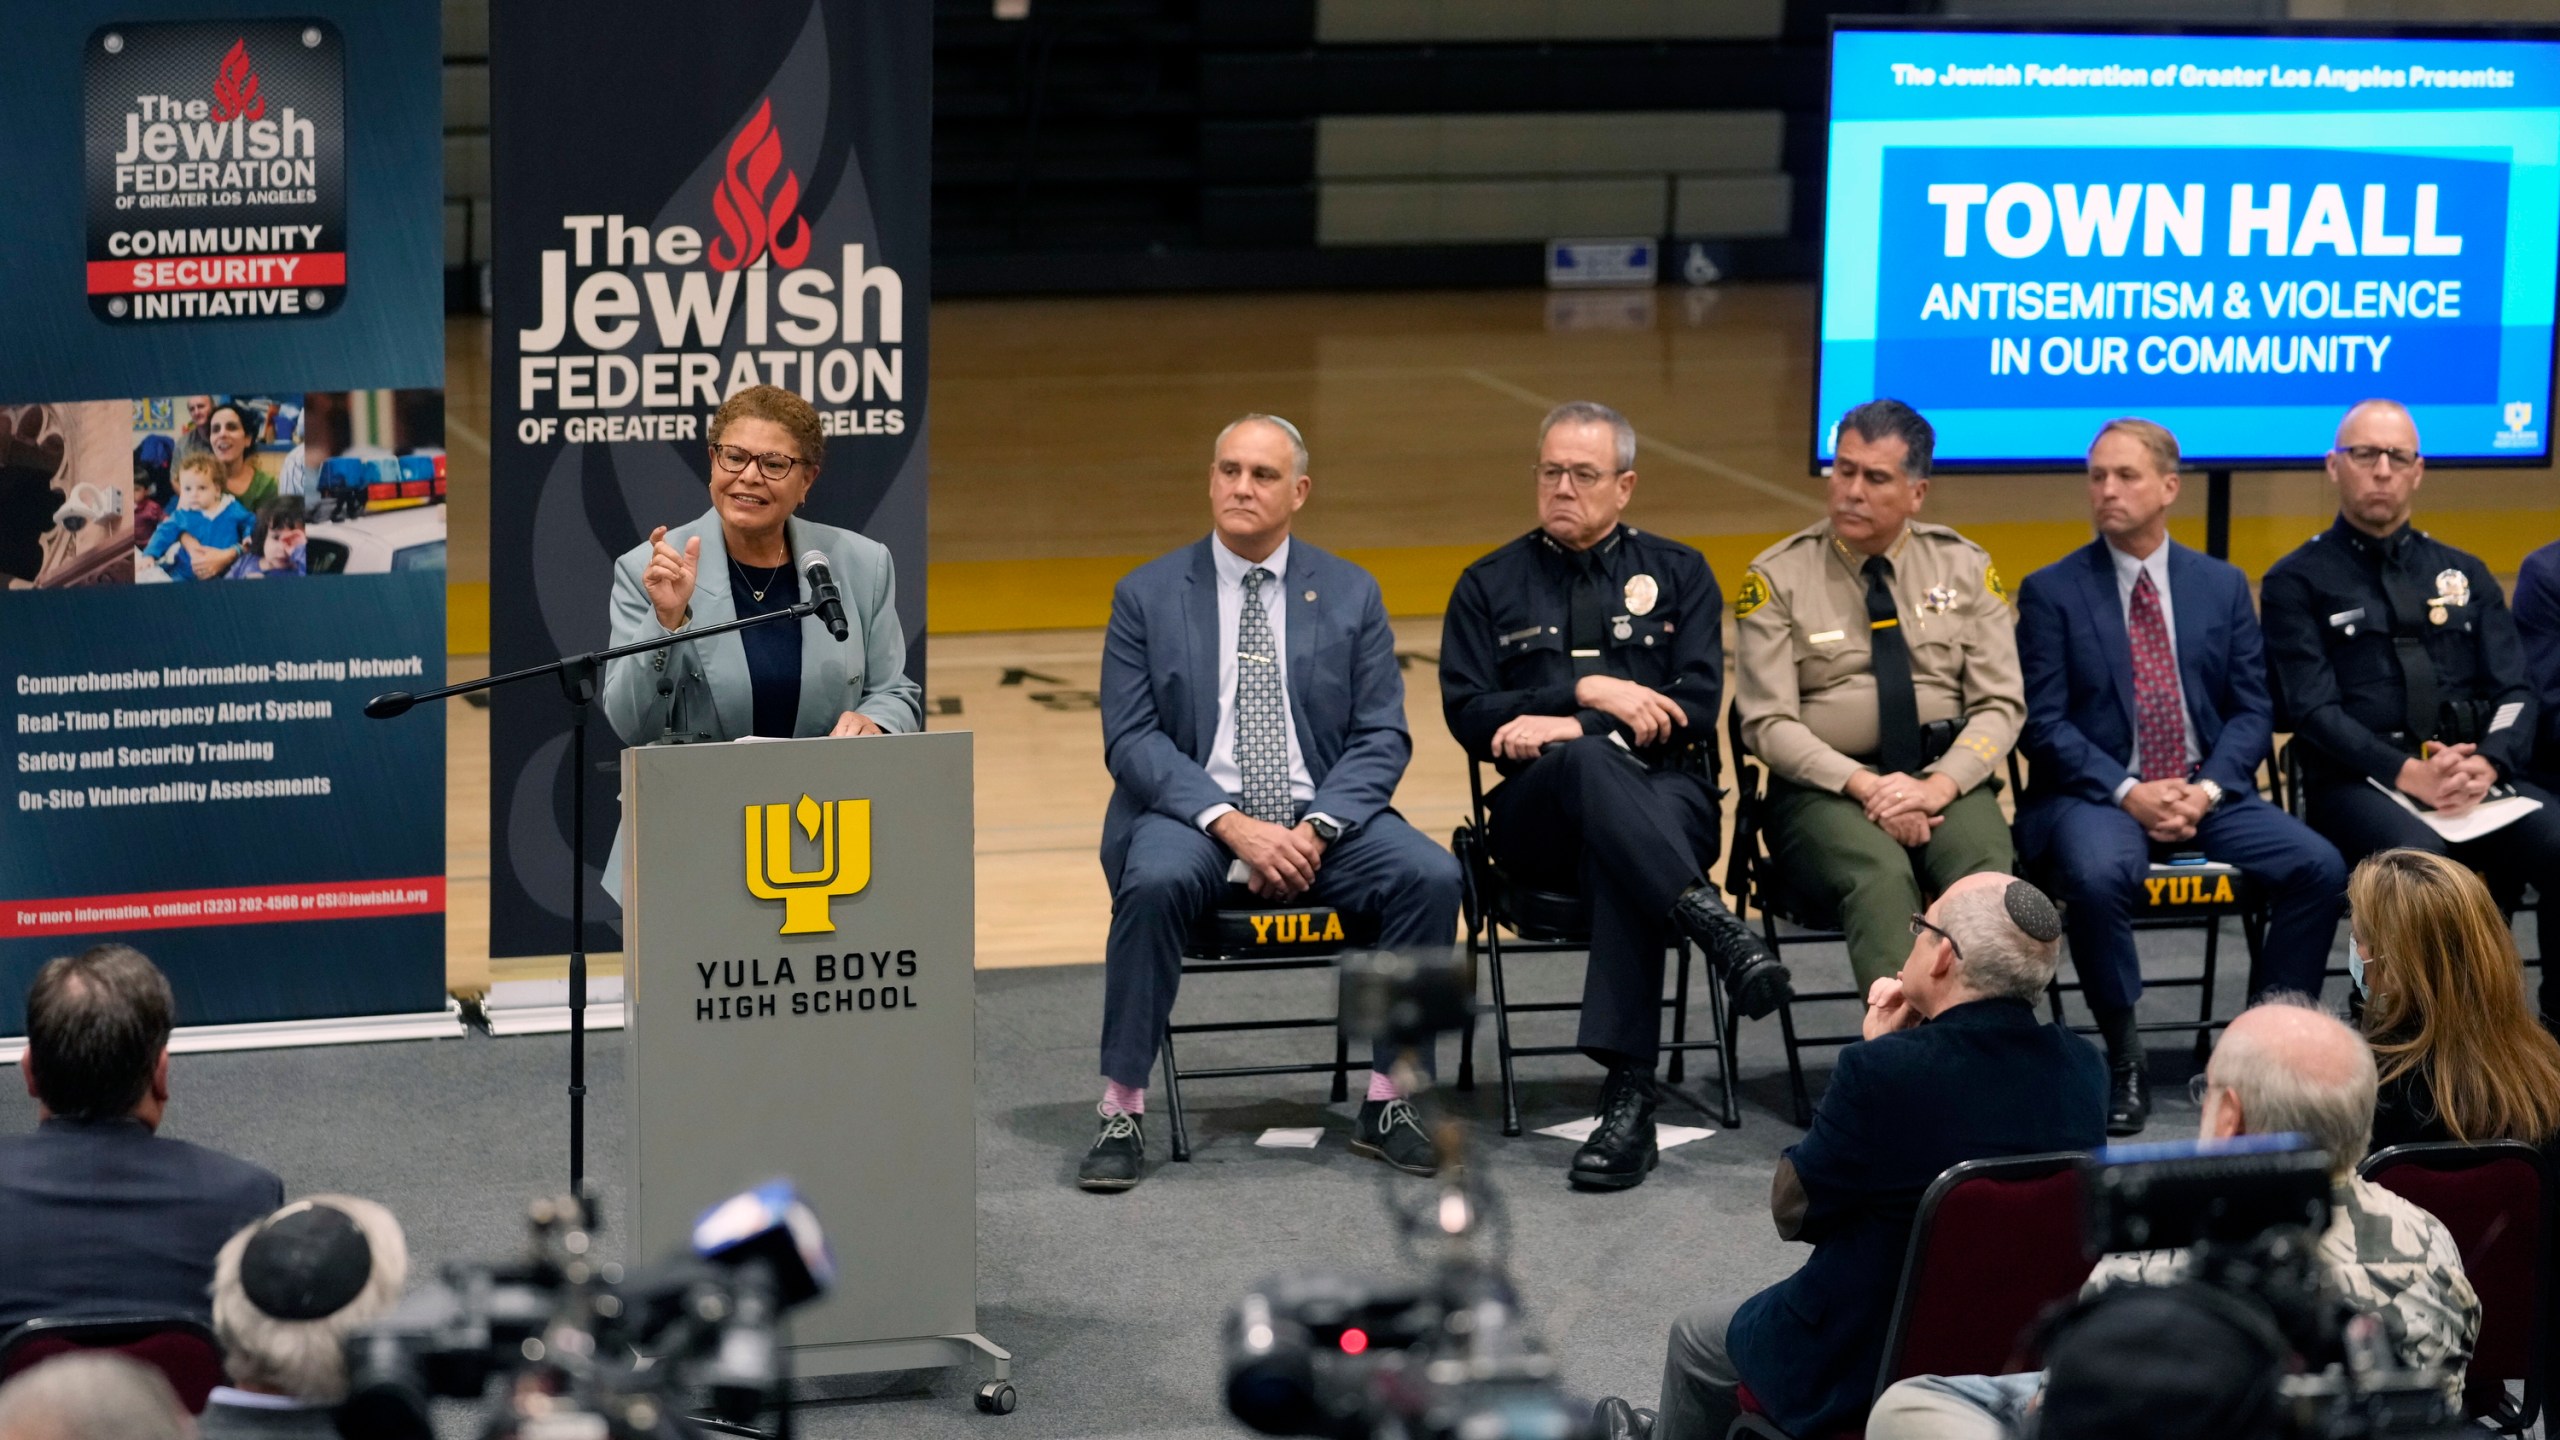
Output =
[{"x1": 2015, "y1": 419, "x2": 2347, "y2": 1135}]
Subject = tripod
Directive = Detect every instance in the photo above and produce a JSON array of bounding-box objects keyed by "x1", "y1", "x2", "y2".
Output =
[{"x1": 366, "y1": 599, "x2": 820, "y2": 1190}]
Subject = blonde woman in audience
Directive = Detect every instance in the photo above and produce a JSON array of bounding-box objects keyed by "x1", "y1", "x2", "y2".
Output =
[{"x1": 2351, "y1": 848, "x2": 2560, "y2": 1150}]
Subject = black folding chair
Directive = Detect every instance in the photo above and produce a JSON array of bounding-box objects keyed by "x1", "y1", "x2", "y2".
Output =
[
  {"x1": 2009, "y1": 752, "x2": 2267, "y2": 1066},
  {"x1": 1157, "y1": 896, "x2": 1382, "y2": 1162},
  {"x1": 1723, "y1": 705, "x2": 1862, "y2": 1127},
  {"x1": 1453, "y1": 758, "x2": 1739, "y2": 1138}
]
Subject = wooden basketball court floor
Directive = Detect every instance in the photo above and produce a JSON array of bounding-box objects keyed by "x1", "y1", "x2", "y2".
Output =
[{"x1": 437, "y1": 285, "x2": 2560, "y2": 991}]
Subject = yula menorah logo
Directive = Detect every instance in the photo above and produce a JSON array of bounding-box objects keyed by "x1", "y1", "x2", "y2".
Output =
[{"x1": 744, "y1": 795, "x2": 872, "y2": 935}]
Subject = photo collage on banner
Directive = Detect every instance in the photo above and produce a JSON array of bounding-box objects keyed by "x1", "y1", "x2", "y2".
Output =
[
  {"x1": 3, "y1": 390, "x2": 447, "y2": 589},
  {"x1": 488, "y1": 0, "x2": 931, "y2": 956},
  {"x1": 0, "y1": 0, "x2": 446, "y2": 1035}
]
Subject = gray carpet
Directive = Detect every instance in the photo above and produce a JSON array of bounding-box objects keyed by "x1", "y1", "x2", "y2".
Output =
[{"x1": 0, "y1": 912, "x2": 2423, "y2": 1439}]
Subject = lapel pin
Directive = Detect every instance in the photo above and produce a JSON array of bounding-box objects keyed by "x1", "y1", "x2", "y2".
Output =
[{"x1": 1304, "y1": 590, "x2": 1316, "y2": 603}]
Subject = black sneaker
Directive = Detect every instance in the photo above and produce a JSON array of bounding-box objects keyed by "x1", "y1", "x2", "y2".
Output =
[
  {"x1": 1353, "y1": 1097, "x2": 1438, "y2": 1176},
  {"x1": 1569, "y1": 1065, "x2": 1660, "y2": 1190},
  {"x1": 1077, "y1": 1106, "x2": 1145, "y2": 1192}
]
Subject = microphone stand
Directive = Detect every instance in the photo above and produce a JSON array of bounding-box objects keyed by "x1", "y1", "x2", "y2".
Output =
[{"x1": 365, "y1": 598, "x2": 824, "y2": 1191}]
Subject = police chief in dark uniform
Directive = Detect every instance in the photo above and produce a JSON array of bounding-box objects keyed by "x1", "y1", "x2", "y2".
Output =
[
  {"x1": 2261, "y1": 399, "x2": 2558, "y2": 1016},
  {"x1": 1441, "y1": 401, "x2": 1790, "y2": 1192}
]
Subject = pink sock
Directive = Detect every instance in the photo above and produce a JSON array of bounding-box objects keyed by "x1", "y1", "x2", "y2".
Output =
[
  {"x1": 1367, "y1": 1071, "x2": 1400, "y2": 1102},
  {"x1": 1103, "y1": 1080, "x2": 1145, "y2": 1115}
]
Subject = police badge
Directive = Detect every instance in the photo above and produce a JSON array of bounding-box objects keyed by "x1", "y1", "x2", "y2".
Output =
[
  {"x1": 1922, "y1": 584, "x2": 1958, "y2": 615},
  {"x1": 2434, "y1": 569, "x2": 2470, "y2": 608},
  {"x1": 1624, "y1": 573, "x2": 1659, "y2": 616}
]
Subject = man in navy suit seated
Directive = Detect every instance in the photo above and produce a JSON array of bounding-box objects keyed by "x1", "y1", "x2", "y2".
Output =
[
  {"x1": 1610, "y1": 872, "x2": 2106, "y2": 1440},
  {"x1": 2016, "y1": 419, "x2": 2346, "y2": 1135},
  {"x1": 0, "y1": 944, "x2": 283, "y2": 1330},
  {"x1": 1081, "y1": 415, "x2": 1461, "y2": 1192}
]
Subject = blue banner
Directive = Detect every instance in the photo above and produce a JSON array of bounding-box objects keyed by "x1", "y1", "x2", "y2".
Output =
[
  {"x1": 0, "y1": 0, "x2": 447, "y2": 1038},
  {"x1": 1, "y1": 571, "x2": 446, "y2": 1032}
]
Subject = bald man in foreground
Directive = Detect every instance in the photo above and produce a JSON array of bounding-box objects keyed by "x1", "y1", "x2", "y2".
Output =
[
  {"x1": 1600, "y1": 873, "x2": 2107, "y2": 1440},
  {"x1": 1868, "y1": 998, "x2": 2480, "y2": 1440},
  {"x1": 2260, "y1": 398, "x2": 2558, "y2": 1016}
]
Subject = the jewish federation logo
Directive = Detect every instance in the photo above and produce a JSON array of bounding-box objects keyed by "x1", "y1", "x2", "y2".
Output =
[
  {"x1": 85, "y1": 19, "x2": 348, "y2": 323},
  {"x1": 744, "y1": 794, "x2": 871, "y2": 935}
]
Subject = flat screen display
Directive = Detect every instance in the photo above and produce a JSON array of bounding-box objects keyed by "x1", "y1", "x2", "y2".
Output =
[{"x1": 1816, "y1": 23, "x2": 2560, "y2": 468}]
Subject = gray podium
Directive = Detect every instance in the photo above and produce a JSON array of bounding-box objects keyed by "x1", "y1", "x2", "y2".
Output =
[{"x1": 620, "y1": 730, "x2": 1013, "y2": 1410}]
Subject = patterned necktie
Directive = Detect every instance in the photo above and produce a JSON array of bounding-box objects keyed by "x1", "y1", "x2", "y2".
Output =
[
  {"x1": 1863, "y1": 554, "x2": 1923, "y2": 775},
  {"x1": 1234, "y1": 567, "x2": 1292, "y2": 823},
  {"x1": 2128, "y1": 570, "x2": 2188, "y2": 782}
]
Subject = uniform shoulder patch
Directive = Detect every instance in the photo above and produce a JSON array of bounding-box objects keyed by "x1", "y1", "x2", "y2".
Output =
[
  {"x1": 1984, "y1": 564, "x2": 2007, "y2": 602},
  {"x1": 1734, "y1": 571, "x2": 1771, "y2": 618}
]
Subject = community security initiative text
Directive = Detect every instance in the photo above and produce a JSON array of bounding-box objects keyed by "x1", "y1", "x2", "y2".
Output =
[{"x1": 694, "y1": 951, "x2": 920, "y2": 1023}]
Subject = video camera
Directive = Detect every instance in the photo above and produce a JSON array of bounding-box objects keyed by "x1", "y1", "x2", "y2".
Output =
[
  {"x1": 1221, "y1": 946, "x2": 1591, "y2": 1440},
  {"x1": 339, "y1": 1179, "x2": 834, "y2": 1440},
  {"x1": 2053, "y1": 1135, "x2": 2460, "y2": 1440}
]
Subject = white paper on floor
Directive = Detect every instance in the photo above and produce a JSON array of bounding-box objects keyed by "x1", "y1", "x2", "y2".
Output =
[
  {"x1": 1536, "y1": 1116, "x2": 1715, "y2": 1149},
  {"x1": 1256, "y1": 1127, "x2": 1326, "y2": 1149}
]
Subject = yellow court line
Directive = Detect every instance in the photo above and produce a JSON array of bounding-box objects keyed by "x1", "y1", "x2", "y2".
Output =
[
  {"x1": 451, "y1": 508, "x2": 2558, "y2": 652},
  {"x1": 1455, "y1": 366, "x2": 1825, "y2": 513}
]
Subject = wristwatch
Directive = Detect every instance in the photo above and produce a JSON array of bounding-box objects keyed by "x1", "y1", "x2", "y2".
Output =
[
  {"x1": 2196, "y1": 779, "x2": 2226, "y2": 810},
  {"x1": 1306, "y1": 816, "x2": 1343, "y2": 844}
]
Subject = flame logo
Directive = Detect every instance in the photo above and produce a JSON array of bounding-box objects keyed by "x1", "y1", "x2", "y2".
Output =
[
  {"x1": 211, "y1": 38, "x2": 265, "y2": 124},
  {"x1": 708, "y1": 98, "x2": 810, "y2": 272}
]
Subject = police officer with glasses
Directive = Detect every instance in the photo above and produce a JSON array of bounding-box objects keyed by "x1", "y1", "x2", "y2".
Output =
[
  {"x1": 1441, "y1": 401, "x2": 1790, "y2": 1192},
  {"x1": 2261, "y1": 398, "x2": 2557, "y2": 1017}
]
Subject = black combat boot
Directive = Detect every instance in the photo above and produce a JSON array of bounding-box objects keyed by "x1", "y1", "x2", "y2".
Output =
[
  {"x1": 1569, "y1": 1064, "x2": 1660, "y2": 1190},
  {"x1": 1672, "y1": 884, "x2": 1793, "y2": 1019},
  {"x1": 2093, "y1": 1006, "x2": 2149, "y2": 1137}
]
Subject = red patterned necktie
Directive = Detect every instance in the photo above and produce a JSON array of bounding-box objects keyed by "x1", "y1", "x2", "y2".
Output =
[{"x1": 2128, "y1": 570, "x2": 2187, "y2": 782}]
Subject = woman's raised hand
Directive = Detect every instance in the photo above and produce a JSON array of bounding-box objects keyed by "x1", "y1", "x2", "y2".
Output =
[{"x1": 643, "y1": 525, "x2": 701, "y2": 629}]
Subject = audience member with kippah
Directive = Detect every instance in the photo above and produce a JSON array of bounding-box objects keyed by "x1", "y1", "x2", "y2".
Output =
[
  {"x1": 0, "y1": 945, "x2": 282, "y2": 1332},
  {"x1": 1593, "y1": 872, "x2": 2107, "y2": 1440},
  {"x1": 199, "y1": 1196, "x2": 408, "y2": 1438}
]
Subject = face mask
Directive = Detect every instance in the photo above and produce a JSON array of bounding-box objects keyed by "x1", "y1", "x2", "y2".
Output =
[{"x1": 2349, "y1": 939, "x2": 2369, "y2": 999}]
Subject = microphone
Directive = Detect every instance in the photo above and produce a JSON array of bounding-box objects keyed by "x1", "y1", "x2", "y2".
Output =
[
  {"x1": 799, "y1": 551, "x2": 850, "y2": 641},
  {"x1": 364, "y1": 691, "x2": 416, "y2": 719},
  {"x1": 690, "y1": 1178, "x2": 836, "y2": 1307}
]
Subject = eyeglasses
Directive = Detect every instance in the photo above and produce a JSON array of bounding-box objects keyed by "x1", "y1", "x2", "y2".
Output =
[
  {"x1": 2334, "y1": 445, "x2": 2419, "y2": 471},
  {"x1": 1535, "y1": 463, "x2": 1620, "y2": 492},
  {"x1": 709, "y1": 443, "x2": 809, "y2": 481},
  {"x1": 2188, "y1": 1074, "x2": 2218, "y2": 1106},
  {"x1": 1908, "y1": 913, "x2": 1963, "y2": 966}
]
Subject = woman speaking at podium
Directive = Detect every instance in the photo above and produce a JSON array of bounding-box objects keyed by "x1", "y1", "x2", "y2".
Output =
[{"x1": 598, "y1": 384, "x2": 921, "y2": 900}]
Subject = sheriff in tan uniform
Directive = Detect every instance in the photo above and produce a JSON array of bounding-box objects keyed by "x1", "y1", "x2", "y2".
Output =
[{"x1": 1734, "y1": 399, "x2": 2025, "y2": 986}]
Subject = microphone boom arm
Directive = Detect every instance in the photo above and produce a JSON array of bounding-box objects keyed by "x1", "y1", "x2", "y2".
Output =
[
  {"x1": 364, "y1": 598, "x2": 822, "y2": 718},
  {"x1": 359, "y1": 593, "x2": 819, "y2": 1193}
]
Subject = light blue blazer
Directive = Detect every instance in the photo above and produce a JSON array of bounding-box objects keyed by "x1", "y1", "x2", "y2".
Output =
[{"x1": 599, "y1": 508, "x2": 921, "y2": 904}]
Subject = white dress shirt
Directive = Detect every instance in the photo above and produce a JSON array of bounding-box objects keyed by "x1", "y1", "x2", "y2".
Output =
[
  {"x1": 2108, "y1": 538, "x2": 2200, "y2": 800},
  {"x1": 1197, "y1": 533, "x2": 1324, "y2": 832}
]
